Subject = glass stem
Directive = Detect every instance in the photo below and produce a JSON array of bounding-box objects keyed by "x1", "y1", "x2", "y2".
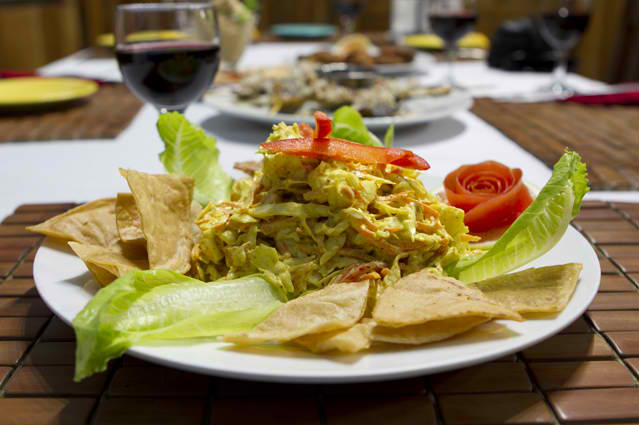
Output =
[
  {"x1": 157, "y1": 107, "x2": 186, "y2": 114},
  {"x1": 551, "y1": 49, "x2": 570, "y2": 92},
  {"x1": 445, "y1": 44, "x2": 457, "y2": 87},
  {"x1": 340, "y1": 16, "x2": 355, "y2": 33}
]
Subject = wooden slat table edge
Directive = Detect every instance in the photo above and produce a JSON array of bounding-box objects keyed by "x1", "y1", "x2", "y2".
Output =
[{"x1": 0, "y1": 201, "x2": 638, "y2": 425}]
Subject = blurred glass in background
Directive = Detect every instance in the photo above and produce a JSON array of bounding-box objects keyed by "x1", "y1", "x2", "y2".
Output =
[
  {"x1": 213, "y1": 0, "x2": 256, "y2": 73},
  {"x1": 537, "y1": 0, "x2": 592, "y2": 95},
  {"x1": 333, "y1": 0, "x2": 365, "y2": 34},
  {"x1": 424, "y1": 0, "x2": 477, "y2": 88}
]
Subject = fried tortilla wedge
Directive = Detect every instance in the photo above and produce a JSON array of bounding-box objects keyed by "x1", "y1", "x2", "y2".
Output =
[
  {"x1": 468, "y1": 263, "x2": 583, "y2": 313},
  {"x1": 117, "y1": 192, "x2": 203, "y2": 246},
  {"x1": 293, "y1": 319, "x2": 376, "y2": 353},
  {"x1": 372, "y1": 270, "x2": 523, "y2": 327},
  {"x1": 69, "y1": 242, "x2": 149, "y2": 287},
  {"x1": 26, "y1": 198, "x2": 120, "y2": 248},
  {"x1": 224, "y1": 280, "x2": 370, "y2": 345},
  {"x1": 372, "y1": 316, "x2": 490, "y2": 345},
  {"x1": 120, "y1": 169, "x2": 196, "y2": 274},
  {"x1": 115, "y1": 193, "x2": 145, "y2": 245}
]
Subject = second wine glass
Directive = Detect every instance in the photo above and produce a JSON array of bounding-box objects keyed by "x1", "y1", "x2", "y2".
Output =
[
  {"x1": 425, "y1": 0, "x2": 477, "y2": 89},
  {"x1": 537, "y1": 0, "x2": 592, "y2": 96},
  {"x1": 114, "y1": 3, "x2": 221, "y2": 114}
]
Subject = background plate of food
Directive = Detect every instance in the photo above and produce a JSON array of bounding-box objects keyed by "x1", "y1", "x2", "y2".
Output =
[
  {"x1": 299, "y1": 33, "x2": 437, "y2": 75},
  {"x1": 204, "y1": 64, "x2": 472, "y2": 130}
]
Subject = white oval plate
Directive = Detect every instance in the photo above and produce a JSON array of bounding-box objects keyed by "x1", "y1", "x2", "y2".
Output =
[
  {"x1": 203, "y1": 88, "x2": 473, "y2": 131},
  {"x1": 34, "y1": 222, "x2": 599, "y2": 383}
]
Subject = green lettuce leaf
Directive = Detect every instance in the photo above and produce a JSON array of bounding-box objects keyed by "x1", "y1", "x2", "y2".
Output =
[
  {"x1": 157, "y1": 112, "x2": 232, "y2": 205},
  {"x1": 331, "y1": 106, "x2": 383, "y2": 146},
  {"x1": 384, "y1": 123, "x2": 395, "y2": 148},
  {"x1": 448, "y1": 151, "x2": 589, "y2": 283},
  {"x1": 73, "y1": 270, "x2": 283, "y2": 381}
]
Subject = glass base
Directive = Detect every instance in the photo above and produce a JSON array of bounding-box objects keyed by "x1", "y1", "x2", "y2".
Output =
[
  {"x1": 158, "y1": 106, "x2": 186, "y2": 114},
  {"x1": 437, "y1": 75, "x2": 472, "y2": 92},
  {"x1": 537, "y1": 80, "x2": 577, "y2": 98},
  {"x1": 220, "y1": 61, "x2": 239, "y2": 74}
]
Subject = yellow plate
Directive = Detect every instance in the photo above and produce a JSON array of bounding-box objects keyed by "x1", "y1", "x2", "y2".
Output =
[
  {"x1": 95, "y1": 33, "x2": 115, "y2": 47},
  {"x1": 403, "y1": 32, "x2": 490, "y2": 50},
  {"x1": 0, "y1": 77, "x2": 98, "y2": 108},
  {"x1": 95, "y1": 31, "x2": 192, "y2": 47}
]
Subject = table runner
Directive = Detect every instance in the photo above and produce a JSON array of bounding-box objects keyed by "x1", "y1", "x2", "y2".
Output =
[
  {"x1": 471, "y1": 98, "x2": 639, "y2": 191},
  {"x1": 0, "y1": 202, "x2": 637, "y2": 424},
  {"x1": 0, "y1": 84, "x2": 143, "y2": 143}
]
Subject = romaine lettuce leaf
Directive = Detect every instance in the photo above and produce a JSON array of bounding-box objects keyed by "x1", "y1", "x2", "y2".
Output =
[
  {"x1": 73, "y1": 270, "x2": 283, "y2": 381},
  {"x1": 384, "y1": 123, "x2": 395, "y2": 148},
  {"x1": 448, "y1": 151, "x2": 589, "y2": 282},
  {"x1": 157, "y1": 112, "x2": 232, "y2": 205},
  {"x1": 331, "y1": 106, "x2": 383, "y2": 146}
]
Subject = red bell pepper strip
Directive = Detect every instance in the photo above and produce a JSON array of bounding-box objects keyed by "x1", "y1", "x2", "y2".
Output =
[
  {"x1": 260, "y1": 137, "x2": 430, "y2": 170},
  {"x1": 299, "y1": 122, "x2": 313, "y2": 138},
  {"x1": 312, "y1": 111, "x2": 332, "y2": 138}
]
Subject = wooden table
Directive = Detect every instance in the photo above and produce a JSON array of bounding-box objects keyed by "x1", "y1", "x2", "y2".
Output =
[{"x1": 0, "y1": 201, "x2": 638, "y2": 425}]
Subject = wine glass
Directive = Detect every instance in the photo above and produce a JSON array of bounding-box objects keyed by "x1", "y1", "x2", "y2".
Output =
[
  {"x1": 212, "y1": 0, "x2": 256, "y2": 74},
  {"x1": 333, "y1": 0, "x2": 364, "y2": 34},
  {"x1": 114, "y1": 3, "x2": 221, "y2": 114},
  {"x1": 537, "y1": 0, "x2": 592, "y2": 96},
  {"x1": 425, "y1": 0, "x2": 477, "y2": 89}
]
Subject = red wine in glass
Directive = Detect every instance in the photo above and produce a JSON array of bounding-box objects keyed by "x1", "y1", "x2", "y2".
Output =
[
  {"x1": 333, "y1": 0, "x2": 364, "y2": 33},
  {"x1": 116, "y1": 41, "x2": 220, "y2": 113},
  {"x1": 430, "y1": 12, "x2": 477, "y2": 46},
  {"x1": 334, "y1": 0, "x2": 362, "y2": 19},
  {"x1": 540, "y1": 12, "x2": 590, "y2": 49}
]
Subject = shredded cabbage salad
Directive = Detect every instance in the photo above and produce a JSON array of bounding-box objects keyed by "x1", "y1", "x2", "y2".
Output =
[{"x1": 191, "y1": 124, "x2": 474, "y2": 300}]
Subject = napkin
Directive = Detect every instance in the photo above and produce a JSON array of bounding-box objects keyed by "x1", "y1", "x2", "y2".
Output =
[
  {"x1": 0, "y1": 70, "x2": 37, "y2": 78},
  {"x1": 561, "y1": 91, "x2": 639, "y2": 106}
]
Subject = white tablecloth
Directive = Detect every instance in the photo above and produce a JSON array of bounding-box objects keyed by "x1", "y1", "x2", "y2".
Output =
[{"x1": 1, "y1": 43, "x2": 636, "y2": 220}]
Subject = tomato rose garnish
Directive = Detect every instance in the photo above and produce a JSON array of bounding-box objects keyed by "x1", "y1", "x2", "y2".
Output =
[{"x1": 444, "y1": 161, "x2": 533, "y2": 233}]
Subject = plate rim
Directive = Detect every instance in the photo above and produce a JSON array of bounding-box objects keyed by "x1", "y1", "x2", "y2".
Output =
[{"x1": 33, "y1": 224, "x2": 600, "y2": 383}]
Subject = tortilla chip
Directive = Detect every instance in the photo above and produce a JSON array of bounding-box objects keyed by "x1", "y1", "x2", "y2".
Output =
[
  {"x1": 293, "y1": 319, "x2": 376, "y2": 353},
  {"x1": 190, "y1": 200, "x2": 203, "y2": 219},
  {"x1": 120, "y1": 169, "x2": 195, "y2": 274},
  {"x1": 224, "y1": 281, "x2": 370, "y2": 345},
  {"x1": 469, "y1": 263, "x2": 583, "y2": 313},
  {"x1": 82, "y1": 261, "x2": 121, "y2": 287},
  {"x1": 372, "y1": 270, "x2": 522, "y2": 327},
  {"x1": 233, "y1": 160, "x2": 262, "y2": 176},
  {"x1": 190, "y1": 200, "x2": 203, "y2": 244},
  {"x1": 117, "y1": 192, "x2": 202, "y2": 247},
  {"x1": 115, "y1": 193, "x2": 145, "y2": 245},
  {"x1": 26, "y1": 198, "x2": 119, "y2": 248},
  {"x1": 69, "y1": 242, "x2": 149, "y2": 287},
  {"x1": 372, "y1": 316, "x2": 489, "y2": 345}
]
